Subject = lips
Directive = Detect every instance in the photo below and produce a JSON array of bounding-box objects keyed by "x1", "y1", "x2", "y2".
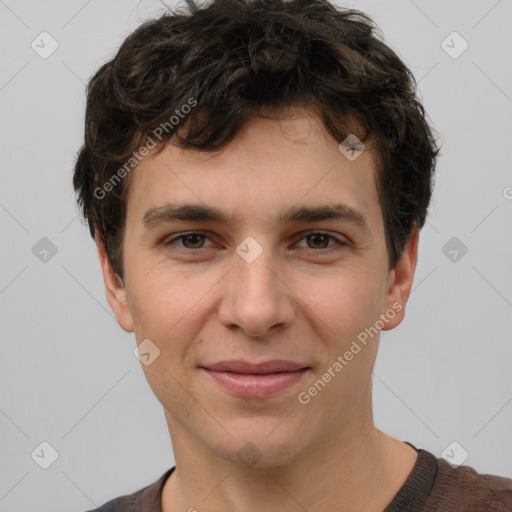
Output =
[
  {"x1": 202, "y1": 359, "x2": 310, "y2": 374},
  {"x1": 200, "y1": 360, "x2": 311, "y2": 398}
]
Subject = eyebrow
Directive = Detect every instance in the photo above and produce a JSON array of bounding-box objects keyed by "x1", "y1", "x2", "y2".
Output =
[{"x1": 143, "y1": 202, "x2": 370, "y2": 231}]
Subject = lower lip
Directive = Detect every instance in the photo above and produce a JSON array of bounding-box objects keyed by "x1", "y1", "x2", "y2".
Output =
[{"x1": 202, "y1": 368, "x2": 309, "y2": 398}]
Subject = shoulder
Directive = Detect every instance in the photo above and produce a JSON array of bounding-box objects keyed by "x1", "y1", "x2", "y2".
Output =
[
  {"x1": 83, "y1": 467, "x2": 175, "y2": 512},
  {"x1": 83, "y1": 489, "x2": 138, "y2": 512},
  {"x1": 428, "y1": 453, "x2": 512, "y2": 511}
]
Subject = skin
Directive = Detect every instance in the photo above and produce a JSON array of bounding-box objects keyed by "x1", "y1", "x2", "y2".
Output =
[{"x1": 97, "y1": 107, "x2": 420, "y2": 512}]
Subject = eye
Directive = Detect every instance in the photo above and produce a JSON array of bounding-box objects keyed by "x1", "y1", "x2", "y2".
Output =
[
  {"x1": 294, "y1": 232, "x2": 346, "y2": 252},
  {"x1": 163, "y1": 232, "x2": 213, "y2": 250},
  {"x1": 162, "y1": 231, "x2": 346, "y2": 253}
]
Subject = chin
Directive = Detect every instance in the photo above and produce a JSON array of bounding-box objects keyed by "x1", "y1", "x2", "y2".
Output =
[{"x1": 209, "y1": 419, "x2": 308, "y2": 470}]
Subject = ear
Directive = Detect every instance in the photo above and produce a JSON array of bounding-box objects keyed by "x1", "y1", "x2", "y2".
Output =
[
  {"x1": 95, "y1": 233, "x2": 134, "y2": 332},
  {"x1": 380, "y1": 224, "x2": 419, "y2": 331}
]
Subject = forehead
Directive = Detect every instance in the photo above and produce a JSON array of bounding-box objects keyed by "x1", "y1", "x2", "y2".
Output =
[{"x1": 124, "y1": 110, "x2": 382, "y2": 231}]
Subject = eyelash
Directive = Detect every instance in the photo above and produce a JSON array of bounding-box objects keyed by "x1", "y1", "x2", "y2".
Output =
[{"x1": 162, "y1": 231, "x2": 346, "y2": 254}]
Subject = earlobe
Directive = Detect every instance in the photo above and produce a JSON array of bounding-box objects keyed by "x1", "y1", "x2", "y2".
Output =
[
  {"x1": 381, "y1": 225, "x2": 419, "y2": 331},
  {"x1": 95, "y1": 234, "x2": 134, "y2": 333}
]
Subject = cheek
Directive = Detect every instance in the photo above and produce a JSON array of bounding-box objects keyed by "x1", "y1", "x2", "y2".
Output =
[
  {"x1": 129, "y1": 269, "x2": 203, "y2": 409},
  {"x1": 128, "y1": 265, "x2": 222, "y2": 376},
  {"x1": 296, "y1": 265, "x2": 386, "y2": 336},
  {"x1": 128, "y1": 258, "x2": 198, "y2": 332}
]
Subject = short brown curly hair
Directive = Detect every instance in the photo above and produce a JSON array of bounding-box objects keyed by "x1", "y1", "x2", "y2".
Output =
[{"x1": 72, "y1": 0, "x2": 441, "y2": 280}]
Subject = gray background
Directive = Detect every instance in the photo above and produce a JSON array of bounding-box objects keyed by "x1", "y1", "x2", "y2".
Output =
[{"x1": 0, "y1": 0, "x2": 511, "y2": 510}]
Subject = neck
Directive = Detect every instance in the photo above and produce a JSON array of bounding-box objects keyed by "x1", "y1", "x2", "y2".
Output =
[{"x1": 162, "y1": 387, "x2": 417, "y2": 512}]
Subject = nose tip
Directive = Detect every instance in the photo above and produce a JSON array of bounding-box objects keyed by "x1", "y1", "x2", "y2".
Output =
[{"x1": 217, "y1": 253, "x2": 295, "y2": 337}]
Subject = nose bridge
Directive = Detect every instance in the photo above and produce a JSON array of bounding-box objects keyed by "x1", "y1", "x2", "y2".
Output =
[
  {"x1": 234, "y1": 240, "x2": 277, "y2": 295},
  {"x1": 218, "y1": 236, "x2": 293, "y2": 336}
]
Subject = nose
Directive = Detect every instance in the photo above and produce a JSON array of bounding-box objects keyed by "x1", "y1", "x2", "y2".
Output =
[{"x1": 217, "y1": 243, "x2": 295, "y2": 338}]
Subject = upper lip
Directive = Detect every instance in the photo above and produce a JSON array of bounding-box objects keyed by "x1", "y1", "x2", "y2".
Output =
[{"x1": 201, "y1": 359, "x2": 310, "y2": 374}]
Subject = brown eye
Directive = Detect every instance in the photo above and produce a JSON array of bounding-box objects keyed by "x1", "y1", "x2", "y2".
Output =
[
  {"x1": 294, "y1": 232, "x2": 346, "y2": 253},
  {"x1": 180, "y1": 233, "x2": 206, "y2": 249},
  {"x1": 306, "y1": 233, "x2": 330, "y2": 249},
  {"x1": 163, "y1": 232, "x2": 213, "y2": 251}
]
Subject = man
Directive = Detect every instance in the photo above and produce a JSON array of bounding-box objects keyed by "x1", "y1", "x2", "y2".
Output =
[{"x1": 73, "y1": 0, "x2": 512, "y2": 510}]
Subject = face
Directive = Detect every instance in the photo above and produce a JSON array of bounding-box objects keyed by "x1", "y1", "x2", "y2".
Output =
[{"x1": 97, "y1": 108, "x2": 418, "y2": 469}]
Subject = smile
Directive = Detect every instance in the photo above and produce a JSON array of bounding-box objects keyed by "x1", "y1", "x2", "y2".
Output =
[{"x1": 201, "y1": 368, "x2": 310, "y2": 398}]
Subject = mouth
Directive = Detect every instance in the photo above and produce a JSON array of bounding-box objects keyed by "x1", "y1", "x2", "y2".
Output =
[{"x1": 199, "y1": 360, "x2": 311, "y2": 398}]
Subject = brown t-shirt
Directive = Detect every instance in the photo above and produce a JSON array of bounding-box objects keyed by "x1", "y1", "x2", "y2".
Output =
[{"x1": 86, "y1": 443, "x2": 512, "y2": 511}]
